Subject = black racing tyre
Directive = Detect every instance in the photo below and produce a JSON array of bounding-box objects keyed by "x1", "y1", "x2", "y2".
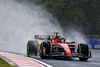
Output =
[
  {"x1": 40, "y1": 42, "x2": 51, "y2": 59},
  {"x1": 78, "y1": 44, "x2": 89, "y2": 56},
  {"x1": 27, "y1": 41, "x2": 38, "y2": 57},
  {"x1": 78, "y1": 44, "x2": 89, "y2": 61}
]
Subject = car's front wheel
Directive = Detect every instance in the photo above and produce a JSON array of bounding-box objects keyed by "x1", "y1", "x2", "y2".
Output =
[{"x1": 77, "y1": 44, "x2": 89, "y2": 61}]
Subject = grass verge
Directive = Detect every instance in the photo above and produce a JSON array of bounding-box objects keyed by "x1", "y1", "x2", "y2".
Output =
[
  {"x1": 0, "y1": 57, "x2": 14, "y2": 67},
  {"x1": 86, "y1": 35, "x2": 100, "y2": 38}
]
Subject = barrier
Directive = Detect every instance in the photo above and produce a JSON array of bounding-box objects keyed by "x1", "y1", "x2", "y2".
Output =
[{"x1": 85, "y1": 38, "x2": 100, "y2": 49}]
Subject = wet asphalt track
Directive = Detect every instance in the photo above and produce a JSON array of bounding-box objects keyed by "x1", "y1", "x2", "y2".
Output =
[
  {"x1": 32, "y1": 50, "x2": 100, "y2": 67},
  {"x1": 1, "y1": 50, "x2": 100, "y2": 67}
]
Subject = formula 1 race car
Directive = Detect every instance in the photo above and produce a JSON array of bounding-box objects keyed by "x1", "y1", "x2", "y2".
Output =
[{"x1": 27, "y1": 32, "x2": 92, "y2": 61}]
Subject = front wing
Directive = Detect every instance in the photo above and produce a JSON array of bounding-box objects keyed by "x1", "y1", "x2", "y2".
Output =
[{"x1": 44, "y1": 52, "x2": 90, "y2": 58}]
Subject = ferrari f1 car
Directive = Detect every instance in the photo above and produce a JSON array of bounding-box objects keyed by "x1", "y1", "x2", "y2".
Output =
[{"x1": 27, "y1": 33, "x2": 92, "y2": 61}]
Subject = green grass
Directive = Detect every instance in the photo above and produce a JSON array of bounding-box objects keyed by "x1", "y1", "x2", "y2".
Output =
[{"x1": 0, "y1": 58, "x2": 14, "y2": 67}]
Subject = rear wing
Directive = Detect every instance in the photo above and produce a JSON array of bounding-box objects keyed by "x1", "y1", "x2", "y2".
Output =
[{"x1": 35, "y1": 35, "x2": 54, "y2": 40}]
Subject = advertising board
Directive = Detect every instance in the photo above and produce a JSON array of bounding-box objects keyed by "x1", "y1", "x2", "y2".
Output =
[{"x1": 85, "y1": 38, "x2": 100, "y2": 49}]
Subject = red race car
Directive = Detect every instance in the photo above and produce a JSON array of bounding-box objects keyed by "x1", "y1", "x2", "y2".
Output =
[{"x1": 27, "y1": 32, "x2": 92, "y2": 61}]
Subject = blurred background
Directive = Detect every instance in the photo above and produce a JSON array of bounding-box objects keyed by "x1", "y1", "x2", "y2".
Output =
[{"x1": 0, "y1": 0, "x2": 100, "y2": 54}]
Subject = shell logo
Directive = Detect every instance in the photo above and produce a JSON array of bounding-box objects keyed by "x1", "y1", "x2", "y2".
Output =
[
  {"x1": 97, "y1": 39, "x2": 100, "y2": 45},
  {"x1": 87, "y1": 39, "x2": 90, "y2": 44}
]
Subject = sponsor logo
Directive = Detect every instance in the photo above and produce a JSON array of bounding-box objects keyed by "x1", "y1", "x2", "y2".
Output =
[
  {"x1": 87, "y1": 39, "x2": 90, "y2": 44},
  {"x1": 94, "y1": 45, "x2": 100, "y2": 48},
  {"x1": 94, "y1": 39, "x2": 100, "y2": 49},
  {"x1": 87, "y1": 39, "x2": 92, "y2": 48},
  {"x1": 88, "y1": 45, "x2": 92, "y2": 48},
  {"x1": 97, "y1": 39, "x2": 100, "y2": 45}
]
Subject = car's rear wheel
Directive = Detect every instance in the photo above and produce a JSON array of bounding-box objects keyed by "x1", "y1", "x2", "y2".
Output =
[
  {"x1": 78, "y1": 44, "x2": 89, "y2": 61},
  {"x1": 40, "y1": 42, "x2": 51, "y2": 59},
  {"x1": 27, "y1": 41, "x2": 38, "y2": 57}
]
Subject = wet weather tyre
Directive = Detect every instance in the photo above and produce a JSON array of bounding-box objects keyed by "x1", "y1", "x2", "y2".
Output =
[
  {"x1": 78, "y1": 44, "x2": 89, "y2": 61},
  {"x1": 40, "y1": 42, "x2": 51, "y2": 59},
  {"x1": 27, "y1": 41, "x2": 38, "y2": 57}
]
